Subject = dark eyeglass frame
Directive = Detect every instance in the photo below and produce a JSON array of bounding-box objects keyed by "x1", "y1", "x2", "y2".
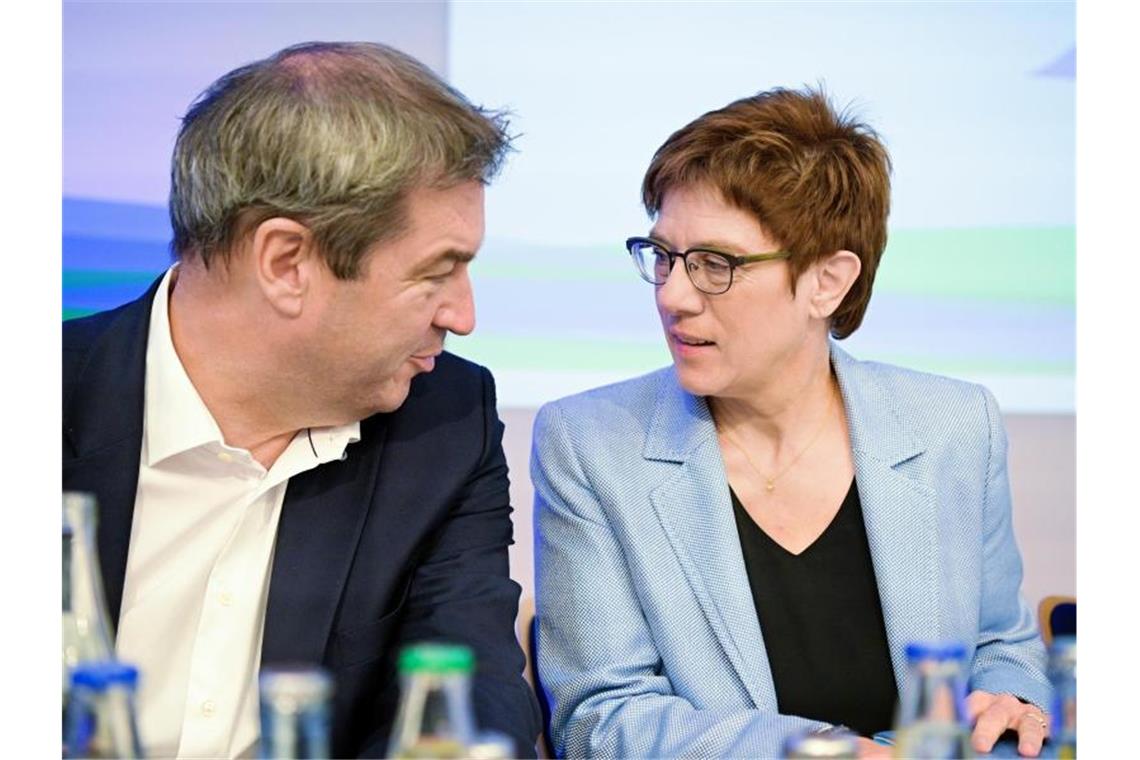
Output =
[{"x1": 625, "y1": 236, "x2": 793, "y2": 295}]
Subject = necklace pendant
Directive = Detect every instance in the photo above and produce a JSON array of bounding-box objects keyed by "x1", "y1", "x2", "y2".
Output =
[{"x1": 765, "y1": 479, "x2": 775, "y2": 492}]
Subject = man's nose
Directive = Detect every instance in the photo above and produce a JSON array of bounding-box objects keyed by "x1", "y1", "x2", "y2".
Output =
[{"x1": 436, "y1": 269, "x2": 476, "y2": 336}]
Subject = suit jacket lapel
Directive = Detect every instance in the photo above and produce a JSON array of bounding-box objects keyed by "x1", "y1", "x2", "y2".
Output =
[
  {"x1": 831, "y1": 344, "x2": 940, "y2": 690},
  {"x1": 62, "y1": 278, "x2": 162, "y2": 631},
  {"x1": 641, "y1": 349, "x2": 943, "y2": 704},
  {"x1": 261, "y1": 414, "x2": 387, "y2": 665},
  {"x1": 643, "y1": 372, "x2": 776, "y2": 709}
]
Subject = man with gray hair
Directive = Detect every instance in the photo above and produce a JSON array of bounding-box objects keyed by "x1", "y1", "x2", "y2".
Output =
[{"x1": 63, "y1": 42, "x2": 541, "y2": 758}]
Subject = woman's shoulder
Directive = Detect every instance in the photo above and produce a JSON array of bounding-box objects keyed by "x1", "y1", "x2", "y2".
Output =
[
  {"x1": 849, "y1": 355, "x2": 990, "y2": 400},
  {"x1": 834, "y1": 346, "x2": 1003, "y2": 442},
  {"x1": 533, "y1": 366, "x2": 676, "y2": 440}
]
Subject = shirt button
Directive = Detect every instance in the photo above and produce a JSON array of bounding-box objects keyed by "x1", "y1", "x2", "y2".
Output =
[
  {"x1": 201, "y1": 700, "x2": 216, "y2": 717},
  {"x1": 217, "y1": 451, "x2": 233, "y2": 463},
  {"x1": 219, "y1": 592, "x2": 234, "y2": 607}
]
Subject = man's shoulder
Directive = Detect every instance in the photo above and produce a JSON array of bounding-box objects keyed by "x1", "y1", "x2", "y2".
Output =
[
  {"x1": 64, "y1": 283, "x2": 158, "y2": 366},
  {"x1": 63, "y1": 295, "x2": 153, "y2": 393},
  {"x1": 412, "y1": 350, "x2": 490, "y2": 397},
  {"x1": 384, "y1": 350, "x2": 496, "y2": 433},
  {"x1": 63, "y1": 303, "x2": 132, "y2": 355}
]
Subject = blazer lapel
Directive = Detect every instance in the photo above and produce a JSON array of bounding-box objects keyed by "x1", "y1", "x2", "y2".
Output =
[
  {"x1": 643, "y1": 372, "x2": 776, "y2": 709},
  {"x1": 831, "y1": 344, "x2": 940, "y2": 690},
  {"x1": 261, "y1": 414, "x2": 387, "y2": 666},
  {"x1": 62, "y1": 278, "x2": 162, "y2": 631}
]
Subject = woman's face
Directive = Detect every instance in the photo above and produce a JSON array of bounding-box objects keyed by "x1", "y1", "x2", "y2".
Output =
[{"x1": 652, "y1": 184, "x2": 820, "y2": 400}]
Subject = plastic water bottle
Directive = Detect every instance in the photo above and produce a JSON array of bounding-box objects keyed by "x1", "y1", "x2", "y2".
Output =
[
  {"x1": 893, "y1": 641, "x2": 973, "y2": 759},
  {"x1": 258, "y1": 665, "x2": 335, "y2": 759},
  {"x1": 63, "y1": 493, "x2": 117, "y2": 756},
  {"x1": 65, "y1": 661, "x2": 144, "y2": 759},
  {"x1": 387, "y1": 644, "x2": 477, "y2": 759},
  {"x1": 1048, "y1": 636, "x2": 1076, "y2": 759}
]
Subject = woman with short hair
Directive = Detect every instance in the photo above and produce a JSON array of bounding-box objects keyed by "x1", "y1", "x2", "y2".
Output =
[{"x1": 532, "y1": 86, "x2": 1051, "y2": 759}]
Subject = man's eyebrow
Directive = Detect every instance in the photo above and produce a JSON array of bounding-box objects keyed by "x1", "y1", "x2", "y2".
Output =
[{"x1": 413, "y1": 248, "x2": 476, "y2": 274}]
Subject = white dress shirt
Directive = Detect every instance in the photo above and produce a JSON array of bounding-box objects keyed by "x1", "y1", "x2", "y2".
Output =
[{"x1": 115, "y1": 267, "x2": 360, "y2": 759}]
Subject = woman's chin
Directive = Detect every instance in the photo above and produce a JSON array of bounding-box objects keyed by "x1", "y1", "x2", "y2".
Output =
[{"x1": 673, "y1": 365, "x2": 726, "y2": 399}]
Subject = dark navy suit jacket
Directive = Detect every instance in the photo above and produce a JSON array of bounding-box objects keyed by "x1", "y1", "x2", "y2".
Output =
[{"x1": 62, "y1": 279, "x2": 541, "y2": 757}]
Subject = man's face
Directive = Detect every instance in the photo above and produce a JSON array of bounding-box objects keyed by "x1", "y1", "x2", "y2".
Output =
[{"x1": 304, "y1": 181, "x2": 485, "y2": 421}]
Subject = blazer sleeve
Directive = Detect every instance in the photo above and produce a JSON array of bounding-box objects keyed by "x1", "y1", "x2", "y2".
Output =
[
  {"x1": 968, "y1": 386, "x2": 1052, "y2": 711},
  {"x1": 532, "y1": 402, "x2": 827, "y2": 759},
  {"x1": 360, "y1": 367, "x2": 541, "y2": 758}
]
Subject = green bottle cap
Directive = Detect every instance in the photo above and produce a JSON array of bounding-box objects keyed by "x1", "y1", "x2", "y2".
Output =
[{"x1": 398, "y1": 643, "x2": 475, "y2": 674}]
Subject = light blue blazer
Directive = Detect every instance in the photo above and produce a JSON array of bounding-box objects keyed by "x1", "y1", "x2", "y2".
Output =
[{"x1": 531, "y1": 343, "x2": 1051, "y2": 758}]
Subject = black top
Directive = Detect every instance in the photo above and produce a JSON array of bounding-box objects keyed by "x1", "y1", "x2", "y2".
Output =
[{"x1": 731, "y1": 478, "x2": 898, "y2": 737}]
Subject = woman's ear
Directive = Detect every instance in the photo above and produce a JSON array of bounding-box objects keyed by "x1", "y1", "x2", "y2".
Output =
[{"x1": 810, "y1": 250, "x2": 862, "y2": 320}]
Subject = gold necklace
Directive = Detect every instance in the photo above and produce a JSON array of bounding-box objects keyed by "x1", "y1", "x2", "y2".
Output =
[{"x1": 717, "y1": 385, "x2": 838, "y2": 493}]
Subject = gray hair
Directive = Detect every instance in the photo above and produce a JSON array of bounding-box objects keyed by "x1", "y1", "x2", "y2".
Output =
[{"x1": 169, "y1": 41, "x2": 512, "y2": 278}]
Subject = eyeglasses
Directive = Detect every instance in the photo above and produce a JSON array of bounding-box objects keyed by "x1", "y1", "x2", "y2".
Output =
[{"x1": 625, "y1": 237, "x2": 792, "y2": 295}]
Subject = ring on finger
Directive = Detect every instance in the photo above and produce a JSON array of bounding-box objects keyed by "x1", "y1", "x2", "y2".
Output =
[{"x1": 1022, "y1": 712, "x2": 1048, "y2": 730}]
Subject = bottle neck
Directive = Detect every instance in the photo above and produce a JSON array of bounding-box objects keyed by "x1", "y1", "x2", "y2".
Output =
[
  {"x1": 63, "y1": 495, "x2": 116, "y2": 662},
  {"x1": 899, "y1": 658, "x2": 969, "y2": 726},
  {"x1": 389, "y1": 670, "x2": 476, "y2": 757},
  {"x1": 67, "y1": 683, "x2": 143, "y2": 759}
]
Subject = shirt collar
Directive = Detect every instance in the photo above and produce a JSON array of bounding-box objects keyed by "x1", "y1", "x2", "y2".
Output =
[
  {"x1": 144, "y1": 266, "x2": 228, "y2": 466},
  {"x1": 143, "y1": 266, "x2": 363, "y2": 468}
]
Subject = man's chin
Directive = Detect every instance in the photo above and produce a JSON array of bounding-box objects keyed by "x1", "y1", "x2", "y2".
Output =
[
  {"x1": 369, "y1": 384, "x2": 412, "y2": 414},
  {"x1": 369, "y1": 389, "x2": 410, "y2": 412}
]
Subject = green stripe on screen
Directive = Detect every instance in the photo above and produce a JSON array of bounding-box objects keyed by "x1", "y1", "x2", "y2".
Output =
[
  {"x1": 63, "y1": 270, "x2": 161, "y2": 288},
  {"x1": 472, "y1": 226, "x2": 1075, "y2": 304},
  {"x1": 876, "y1": 227, "x2": 1074, "y2": 304}
]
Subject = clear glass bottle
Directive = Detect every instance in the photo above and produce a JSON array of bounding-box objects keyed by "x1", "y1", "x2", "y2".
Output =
[
  {"x1": 782, "y1": 728, "x2": 859, "y2": 759},
  {"x1": 63, "y1": 492, "x2": 117, "y2": 757},
  {"x1": 387, "y1": 643, "x2": 477, "y2": 759},
  {"x1": 467, "y1": 730, "x2": 516, "y2": 760},
  {"x1": 65, "y1": 661, "x2": 144, "y2": 759},
  {"x1": 1048, "y1": 635, "x2": 1076, "y2": 759},
  {"x1": 893, "y1": 640, "x2": 973, "y2": 759},
  {"x1": 258, "y1": 665, "x2": 335, "y2": 759}
]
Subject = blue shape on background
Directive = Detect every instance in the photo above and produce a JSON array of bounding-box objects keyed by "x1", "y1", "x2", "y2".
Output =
[
  {"x1": 1034, "y1": 46, "x2": 1075, "y2": 78},
  {"x1": 64, "y1": 197, "x2": 172, "y2": 315}
]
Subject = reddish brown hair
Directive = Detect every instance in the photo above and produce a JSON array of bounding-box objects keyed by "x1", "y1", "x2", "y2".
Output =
[{"x1": 642, "y1": 86, "x2": 891, "y2": 338}]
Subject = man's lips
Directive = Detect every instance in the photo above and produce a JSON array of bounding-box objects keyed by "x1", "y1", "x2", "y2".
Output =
[{"x1": 410, "y1": 350, "x2": 442, "y2": 372}]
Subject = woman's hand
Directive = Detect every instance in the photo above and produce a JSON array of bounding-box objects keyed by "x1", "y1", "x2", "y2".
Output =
[
  {"x1": 966, "y1": 690, "x2": 1049, "y2": 757},
  {"x1": 854, "y1": 736, "x2": 893, "y2": 758}
]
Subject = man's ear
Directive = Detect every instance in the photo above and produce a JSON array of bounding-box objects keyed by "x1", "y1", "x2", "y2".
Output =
[
  {"x1": 810, "y1": 250, "x2": 862, "y2": 320},
  {"x1": 251, "y1": 218, "x2": 317, "y2": 318}
]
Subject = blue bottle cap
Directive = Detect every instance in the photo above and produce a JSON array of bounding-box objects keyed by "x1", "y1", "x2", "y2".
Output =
[
  {"x1": 70, "y1": 661, "x2": 139, "y2": 690},
  {"x1": 905, "y1": 640, "x2": 968, "y2": 661}
]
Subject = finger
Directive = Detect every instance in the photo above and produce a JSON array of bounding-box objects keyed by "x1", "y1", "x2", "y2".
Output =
[
  {"x1": 965, "y1": 690, "x2": 995, "y2": 721},
  {"x1": 1016, "y1": 711, "x2": 1049, "y2": 757},
  {"x1": 971, "y1": 704, "x2": 1017, "y2": 754}
]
